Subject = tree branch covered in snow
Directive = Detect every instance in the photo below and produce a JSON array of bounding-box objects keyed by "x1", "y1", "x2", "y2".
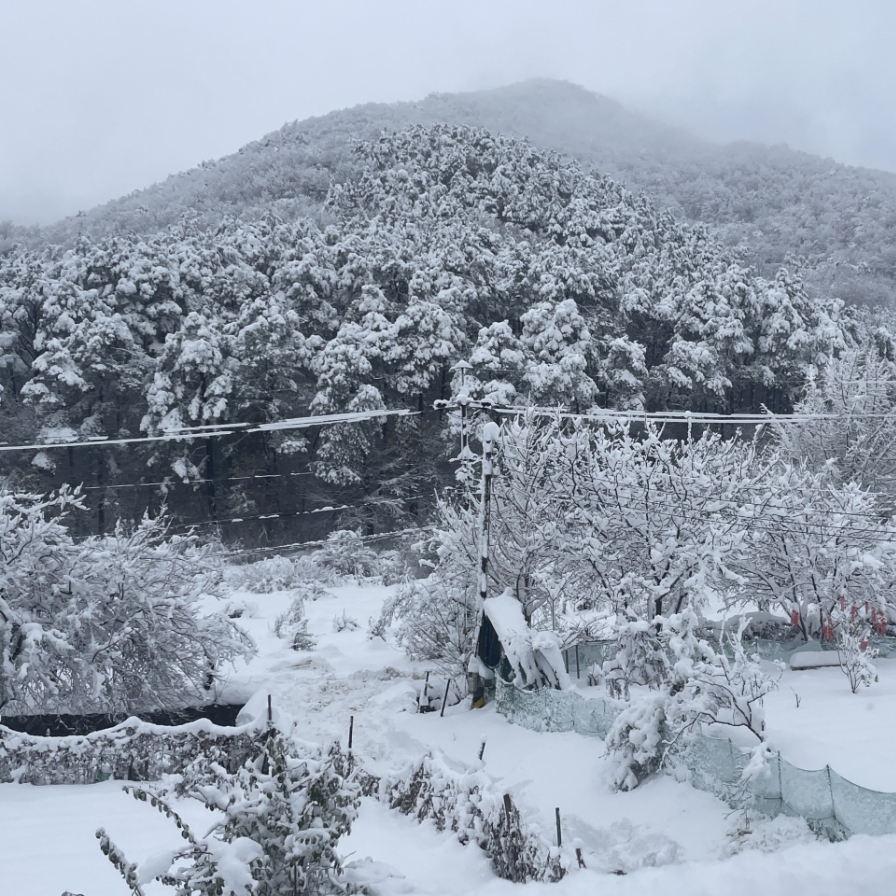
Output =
[
  {"x1": 98, "y1": 728, "x2": 360, "y2": 896},
  {"x1": 605, "y1": 612, "x2": 778, "y2": 792},
  {"x1": 0, "y1": 484, "x2": 253, "y2": 715}
]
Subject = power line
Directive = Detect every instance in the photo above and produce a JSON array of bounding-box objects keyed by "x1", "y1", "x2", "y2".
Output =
[
  {"x1": 0, "y1": 408, "x2": 416, "y2": 453},
  {"x1": 223, "y1": 525, "x2": 435, "y2": 557},
  {"x1": 486, "y1": 404, "x2": 896, "y2": 426},
  {"x1": 77, "y1": 470, "x2": 317, "y2": 491},
  {"x1": 171, "y1": 493, "x2": 429, "y2": 532}
]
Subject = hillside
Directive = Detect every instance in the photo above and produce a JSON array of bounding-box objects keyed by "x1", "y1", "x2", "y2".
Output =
[
  {"x1": 8, "y1": 80, "x2": 896, "y2": 307},
  {"x1": 0, "y1": 124, "x2": 856, "y2": 543}
]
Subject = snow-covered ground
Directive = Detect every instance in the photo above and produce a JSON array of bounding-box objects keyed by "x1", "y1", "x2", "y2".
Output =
[
  {"x1": 764, "y1": 660, "x2": 896, "y2": 791},
  {"x1": 5, "y1": 577, "x2": 896, "y2": 895}
]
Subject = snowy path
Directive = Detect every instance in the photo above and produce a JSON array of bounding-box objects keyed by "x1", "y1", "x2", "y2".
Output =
[{"x1": 227, "y1": 584, "x2": 734, "y2": 867}]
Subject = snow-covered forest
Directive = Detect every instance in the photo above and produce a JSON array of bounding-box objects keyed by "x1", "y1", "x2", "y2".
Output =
[
  {"x1": 6, "y1": 79, "x2": 896, "y2": 895},
  {"x1": 2, "y1": 114, "x2": 886, "y2": 543}
]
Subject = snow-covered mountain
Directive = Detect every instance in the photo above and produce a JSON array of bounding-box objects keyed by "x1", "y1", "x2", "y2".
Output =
[{"x1": 7, "y1": 80, "x2": 896, "y2": 307}]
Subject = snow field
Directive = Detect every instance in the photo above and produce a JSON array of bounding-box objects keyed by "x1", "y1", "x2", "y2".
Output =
[
  {"x1": 5, "y1": 780, "x2": 896, "y2": 896},
  {"x1": 0, "y1": 780, "x2": 208, "y2": 896},
  {"x1": 6, "y1": 578, "x2": 896, "y2": 894},
  {"x1": 763, "y1": 659, "x2": 896, "y2": 791}
]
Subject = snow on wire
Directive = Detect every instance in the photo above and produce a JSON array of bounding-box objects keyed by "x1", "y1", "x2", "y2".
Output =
[{"x1": 0, "y1": 408, "x2": 416, "y2": 453}]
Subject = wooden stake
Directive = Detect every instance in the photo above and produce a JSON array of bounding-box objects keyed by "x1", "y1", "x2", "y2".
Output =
[
  {"x1": 503, "y1": 793, "x2": 513, "y2": 821},
  {"x1": 267, "y1": 694, "x2": 272, "y2": 725},
  {"x1": 439, "y1": 678, "x2": 452, "y2": 717},
  {"x1": 348, "y1": 715, "x2": 354, "y2": 750},
  {"x1": 575, "y1": 644, "x2": 580, "y2": 679},
  {"x1": 418, "y1": 670, "x2": 430, "y2": 713},
  {"x1": 555, "y1": 807, "x2": 562, "y2": 847},
  {"x1": 478, "y1": 739, "x2": 487, "y2": 761}
]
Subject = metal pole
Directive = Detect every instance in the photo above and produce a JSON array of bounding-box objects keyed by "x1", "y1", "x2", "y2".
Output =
[
  {"x1": 440, "y1": 678, "x2": 452, "y2": 717},
  {"x1": 478, "y1": 422, "x2": 498, "y2": 607}
]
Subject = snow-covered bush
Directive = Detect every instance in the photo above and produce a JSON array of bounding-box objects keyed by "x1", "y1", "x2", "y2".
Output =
[
  {"x1": 221, "y1": 595, "x2": 261, "y2": 619},
  {"x1": 832, "y1": 601, "x2": 880, "y2": 692},
  {"x1": 384, "y1": 577, "x2": 477, "y2": 678},
  {"x1": 605, "y1": 691, "x2": 669, "y2": 791},
  {"x1": 605, "y1": 612, "x2": 777, "y2": 791},
  {"x1": 721, "y1": 812, "x2": 816, "y2": 857},
  {"x1": 229, "y1": 555, "x2": 336, "y2": 593},
  {"x1": 332, "y1": 610, "x2": 360, "y2": 633},
  {"x1": 365, "y1": 749, "x2": 567, "y2": 883},
  {"x1": 0, "y1": 485, "x2": 254, "y2": 716},
  {"x1": 313, "y1": 529, "x2": 380, "y2": 580},
  {"x1": 98, "y1": 728, "x2": 360, "y2": 896},
  {"x1": 273, "y1": 595, "x2": 316, "y2": 651},
  {"x1": 600, "y1": 615, "x2": 670, "y2": 699},
  {"x1": 374, "y1": 548, "x2": 409, "y2": 586}
]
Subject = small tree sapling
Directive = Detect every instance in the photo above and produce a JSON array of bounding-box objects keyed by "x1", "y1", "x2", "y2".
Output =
[{"x1": 832, "y1": 600, "x2": 880, "y2": 693}]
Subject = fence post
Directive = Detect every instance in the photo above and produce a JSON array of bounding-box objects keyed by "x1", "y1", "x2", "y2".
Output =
[
  {"x1": 440, "y1": 678, "x2": 452, "y2": 717},
  {"x1": 826, "y1": 765, "x2": 837, "y2": 831},
  {"x1": 555, "y1": 807, "x2": 562, "y2": 847}
]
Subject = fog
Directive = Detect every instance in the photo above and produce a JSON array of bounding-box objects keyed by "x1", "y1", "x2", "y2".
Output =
[{"x1": 1, "y1": 0, "x2": 892, "y2": 224}]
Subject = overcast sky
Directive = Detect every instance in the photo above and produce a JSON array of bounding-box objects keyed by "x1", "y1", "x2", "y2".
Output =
[{"x1": 1, "y1": 0, "x2": 892, "y2": 225}]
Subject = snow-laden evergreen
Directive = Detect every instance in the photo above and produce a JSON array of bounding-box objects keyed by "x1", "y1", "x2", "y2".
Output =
[{"x1": 0, "y1": 124, "x2": 860, "y2": 541}]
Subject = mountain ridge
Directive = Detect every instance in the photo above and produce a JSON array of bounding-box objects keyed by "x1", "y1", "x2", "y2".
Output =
[{"x1": 5, "y1": 79, "x2": 896, "y2": 306}]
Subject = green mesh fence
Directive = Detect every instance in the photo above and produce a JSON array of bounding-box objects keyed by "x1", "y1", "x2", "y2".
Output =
[
  {"x1": 562, "y1": 636, "x2": 896, "y2": 676},
  {"x1": 496, "y1": 676, "x2": 896, "y2": 838}
]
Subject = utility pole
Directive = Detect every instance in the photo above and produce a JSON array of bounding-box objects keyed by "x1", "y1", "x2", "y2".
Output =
[
  {"x1": 450, "y1": 360, "x2": 476, "y2": 489},
  {"x1": 467, "y1": 417, "x2": 499, "y2": 705},
  {"x1": 478, "y1": 419, "x2": 499, "y2": 606}
]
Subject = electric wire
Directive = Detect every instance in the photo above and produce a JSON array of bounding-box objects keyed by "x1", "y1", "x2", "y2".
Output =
[{"x1": 0, "y1": 408, "x2": 416, "y2": 453}]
